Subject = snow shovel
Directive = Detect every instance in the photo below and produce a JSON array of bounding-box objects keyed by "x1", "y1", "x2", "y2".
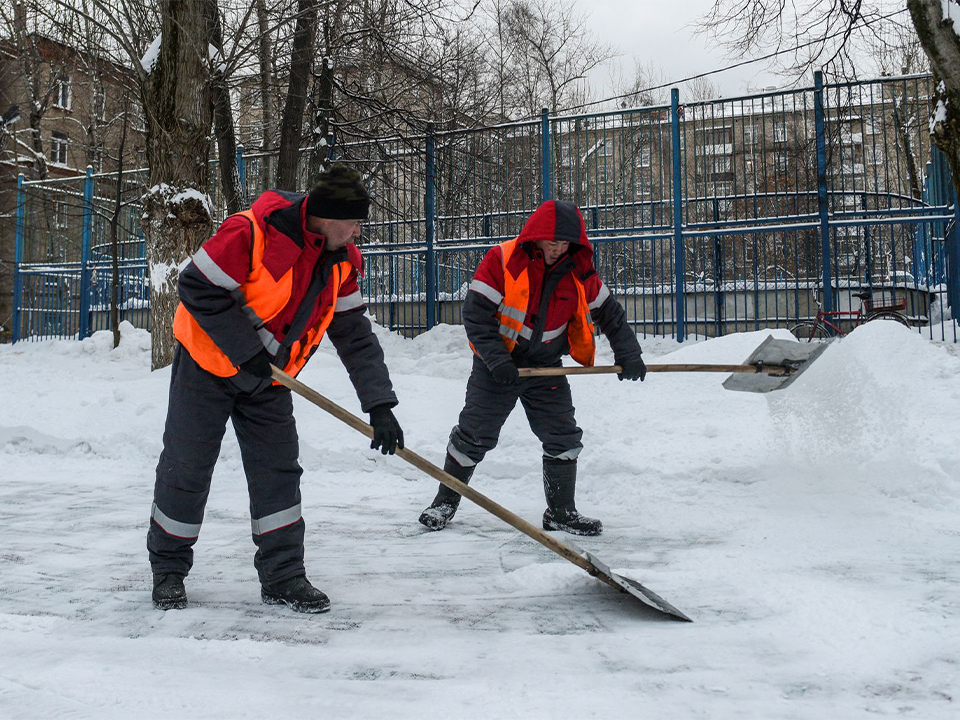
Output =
[
  {"x1": 270, "y1": 365, "x2": 692, "y2": 622},
  {"x1": 518, "y1": 336, "x2": 827, "y2": 393}
]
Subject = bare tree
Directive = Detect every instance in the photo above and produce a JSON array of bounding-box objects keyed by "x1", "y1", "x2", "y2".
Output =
[
  {"x1": 494, "y1": 0, "x2": 614, "y2": 116},
  {"x1": 1, "y1": 0, "x2": 77, "y2": 179},
  {"x1": 908, "y1": 1, "x2": 960, "y2": 196},
  {"x1": 701, "y1": 0, "x2": 960, "y2": 203},
  {"x1": 206, "y1": 0, "x2": 244, "y2": 214},
  {"x1": 254, "y1": 0, "x2": 276, "y2": 187},
  {"x1": 276, "y1": 0, "x2": 318, "y2": 190}
]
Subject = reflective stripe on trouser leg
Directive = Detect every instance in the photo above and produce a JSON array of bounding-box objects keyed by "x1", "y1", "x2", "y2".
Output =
[
  {"x1": 518, "y1": 374, "x2": 583, "y2": 460},
  {"x1": 232, "y1": 384, "x2": 306, "y2": 585},
  {"x1": 447, "y1": 357, "x2": 521, "y2": 467},
  {"x1": 148, "y1": 346, "x2": 233, "y2": 577}
]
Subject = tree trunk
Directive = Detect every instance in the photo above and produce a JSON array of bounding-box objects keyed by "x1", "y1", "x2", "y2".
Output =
[
  {"x1": 276, "y1": 0, "x2": 319, "y2": 190},
  {"x1": 206, "y1": 0, "x2": 243, "y2": 214},
  {"x1": 307, "y1": 53, "x2": 334, "y2": 187},
  {"x1": 142, "y1": 0, "x2": 214, "y2": 370},
  {"x1": 308, "y1": 7, "x2": 347, "y2": 186},
  {"x1": 891, "y1": 93, "x2": 923, "y2": 200},
  {"x1": 908, "y1": 1, "x2": 960, "y2": 197},
  {"x1": 110, "y1": 98, "x2": 131, "y2": 349},
  {"x1": 256, "y1": 0, "x2": 275, "y2": 189}
]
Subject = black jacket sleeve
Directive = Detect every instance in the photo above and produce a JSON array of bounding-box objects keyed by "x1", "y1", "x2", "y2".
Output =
[
  {"x1": 326, "y1": 308, "x2": 398, "y2": 412},
  {"x1": 463, "y1": 290, "x2": 513, "y2": 370},
  {"x1": 178, "y1": 263, "x2": 263, "y2": 366},
  {"x1": 592, "y1": 294, "x2": 643, "y2": 363}
]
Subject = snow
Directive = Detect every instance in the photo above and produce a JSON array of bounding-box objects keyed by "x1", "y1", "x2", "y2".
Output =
[
  {"x1": 931, "y1": 82, "x2": 948, "y2": 135},
  {"x1": 150, "y1": 257, "x2": 189, "y2": 292},
  {"x1": 170, "y1": 187, "x2": 213, "y2": 217},
  {"x1": 1, "y1": 320, "x2": 959, "y2": 718},
  {"x1": 140, "y1": 35, "x2": 162, "y2": 74}
]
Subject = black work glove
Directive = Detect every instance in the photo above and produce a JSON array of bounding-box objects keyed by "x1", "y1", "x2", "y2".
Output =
[
  {"x1": 490, "y1": 362, "x2": 520, "y2": 385},
  {"x1": 369, "y1": 405, "x2": 404, "y2": 455},
  {"x1": 617, "y1": 355, "x2": 647, "y2": 382},
  {"x1": 239, "y1": 348, "x2": 273, "y2": 378}
]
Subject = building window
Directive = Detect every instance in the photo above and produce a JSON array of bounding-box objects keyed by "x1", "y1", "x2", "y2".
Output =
[
  {"x1": 53, "y1": 200, "x2": 69, "y2": 228},
  {"x1": 773, "y1": 123, "x2": 787, "y2": 143},
  {"x1": 711, "y1": 155, "x2": 731, "y2": 174},
  {"x1": 93, "y1": 85, "x2": 106, "y2": 120},
  {"x1": 50, "y1": 132, "x2": 69, "y2": 165},
  {"x1": 54, "y1": 73, "x2": 72, "y2": 109},
  {"x1": 637, "y1": 146, "x2": 651, "y2": 168},
  {"x1": 742, "y1": 124, "x2": 756, "y2": 145}
]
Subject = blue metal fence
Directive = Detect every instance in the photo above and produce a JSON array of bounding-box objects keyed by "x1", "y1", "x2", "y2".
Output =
[{"x1": 11, "y1": 72, "x2": 959, "y2": 343}]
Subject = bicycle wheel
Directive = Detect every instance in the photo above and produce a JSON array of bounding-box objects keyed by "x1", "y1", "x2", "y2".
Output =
[
  {"x1": 865, "y1": 311, "x2": 911, "y2": 327},
  {"x1": 789, "y1": 320, "x2": 830, "y2": 342}
]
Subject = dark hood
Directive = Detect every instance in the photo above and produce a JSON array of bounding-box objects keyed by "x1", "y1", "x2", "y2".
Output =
[{"x1": 516, "y1": 200, "x2": 592, "y2": 252}]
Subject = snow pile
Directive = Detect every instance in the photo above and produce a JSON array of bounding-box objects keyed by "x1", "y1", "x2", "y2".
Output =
[
  {"x1": 768, "y1": 321, "x2": 960, "y2": 505},
  {"x1": 1, "y1": 321, "x2": 958, "y2": 718}
]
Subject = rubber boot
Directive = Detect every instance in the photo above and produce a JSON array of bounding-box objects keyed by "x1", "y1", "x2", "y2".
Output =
[
  {"x1": 152, "y1": 573, "x2": 187, "y2": 610},
  {"x1": 261, "y1": 575, "x2": 331, "y2": 614},
  {"x1": 541, "y1": 457, "x2": 603, "y2": 536},
  {"x1": 419, "y1": 453, "x2": 475, "y2": 531}
]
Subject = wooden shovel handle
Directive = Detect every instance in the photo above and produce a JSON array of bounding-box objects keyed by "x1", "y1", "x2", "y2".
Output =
[
  {"x1": 269, "y1": 365, "x2": 597, "y2": 575},
  {"x1": 519, "y1": 363, "x2": 795, "y2": 377}
]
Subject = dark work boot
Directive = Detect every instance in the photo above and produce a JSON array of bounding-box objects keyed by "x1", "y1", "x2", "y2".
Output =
[
  {"x1": 541, "y1": 457, "x2": 603, "y2": 537},
  {"x1": 152, "y1": 573, "x2": 187, "y2": 610},
  {"x1": 419, "y1": 453, "x2": 475, "y2": 531},
  {"x1": 261, "y1": 575, "x2": 331, "y2": 614}
]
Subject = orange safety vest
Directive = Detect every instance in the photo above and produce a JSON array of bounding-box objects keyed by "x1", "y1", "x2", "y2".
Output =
[
  {"x1": 476, "y1": 237, "x2": 596, "y2": 367},
  {"x1": 173, "y1": 209, "x2": 352, "y2": 379}
]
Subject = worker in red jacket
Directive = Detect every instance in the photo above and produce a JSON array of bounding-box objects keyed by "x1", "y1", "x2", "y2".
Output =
[
  {"x1": 149, "y1": 164, "x2": 403, "y2": 613},
  {"x1": 419, "y1": 200, "x2": 646, "y2": 536}
]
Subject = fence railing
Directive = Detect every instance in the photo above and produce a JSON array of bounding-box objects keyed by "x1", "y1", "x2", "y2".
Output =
[{"x1": 11, "y1": 72, "x2": 959, "y2": 343}]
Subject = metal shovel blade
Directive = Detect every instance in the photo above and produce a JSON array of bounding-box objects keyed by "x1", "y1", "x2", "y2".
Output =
[
  {"x1": 722, "y1": 335, "x2": 828, "y2": 393},
  {"x1": 580, "y1": 547, "x2": 692, "y2": 622}
]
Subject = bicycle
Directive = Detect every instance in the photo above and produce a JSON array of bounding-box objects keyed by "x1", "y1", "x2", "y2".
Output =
[{"x1": 789, "y1": 290, "x2": 910, "y2": 342}]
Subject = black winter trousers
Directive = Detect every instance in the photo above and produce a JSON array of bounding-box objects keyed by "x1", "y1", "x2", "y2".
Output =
[
  {"x1": 147, "y1": 345, "x2": 305, "y2": 584},
  {"x1": 447, "y1": 357, "x2": 583, "y2": 467}
]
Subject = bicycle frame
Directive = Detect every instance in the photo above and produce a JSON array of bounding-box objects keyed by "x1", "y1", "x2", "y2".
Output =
[{"x1": 815, "y1": 306, "x2": 865, "y2": 337}]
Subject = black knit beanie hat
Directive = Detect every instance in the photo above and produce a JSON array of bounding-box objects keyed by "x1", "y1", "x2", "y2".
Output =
[{"x1": 306, "y1": 163, "x2": 370, "y2": 219}]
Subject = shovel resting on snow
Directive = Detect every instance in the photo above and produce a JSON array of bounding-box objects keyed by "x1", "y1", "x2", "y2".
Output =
[
  {"x1": 270, "y1": 365, "x2": 692, "y2": 622},
  {"x1": 518, "y1": 336, "x2": 827, "y2": 393}
]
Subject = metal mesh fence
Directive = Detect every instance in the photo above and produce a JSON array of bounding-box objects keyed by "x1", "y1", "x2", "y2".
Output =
[{"x1": 12, "y1": 73, "x2": 958, "y2": 343}]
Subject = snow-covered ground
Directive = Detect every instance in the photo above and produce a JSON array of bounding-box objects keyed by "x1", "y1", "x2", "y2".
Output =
[{"x1": 1, "y1": 321, "x2": 958, "y2": 719}]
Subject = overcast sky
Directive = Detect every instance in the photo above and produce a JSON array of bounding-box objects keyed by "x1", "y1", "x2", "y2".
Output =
[{"x1": 578, "y1": 0, "x2": 785, "y2": 104}]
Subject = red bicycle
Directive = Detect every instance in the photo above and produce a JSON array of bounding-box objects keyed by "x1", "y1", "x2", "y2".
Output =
[{"x1": 789, "y1": 290, "x2": 910, "y2": 342}]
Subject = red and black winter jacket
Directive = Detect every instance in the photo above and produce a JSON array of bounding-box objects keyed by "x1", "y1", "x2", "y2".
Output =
[
  {"x1": 465, "y1": 200, "x2": 643, "y2": 370},
  {"x1": 175, "y1": 189, "x2": 396, "y2": 411}
]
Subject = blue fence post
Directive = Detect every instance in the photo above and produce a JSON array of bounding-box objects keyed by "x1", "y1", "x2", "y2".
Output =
[
  {"x1": 948, "y1": 182, "x2": 960, "y2": 320},
  {"x1": 712, "y1": 197, "x2": 723, "y2": 337},
  {"x1": 671, "y1": 88, "x2": 686, "y2": 341},
  {"x1": 78, "y1": 166, "x2": 94, "y2": 339},
  {"x1": 541, "y1": 108, "x2": 552, "y2": 202},
  {"x1": 814, "y1": 71, "x2": 834, "y2": 312},
  {"x1": 235, "y1": 144, "x2": 246, "y2": 206},
  {"x1": 425, "y1": 123, "x2": 436, "y2": 331},
  {"x1": 12, "y1": 173, "x2": 25, "y2": 343}
]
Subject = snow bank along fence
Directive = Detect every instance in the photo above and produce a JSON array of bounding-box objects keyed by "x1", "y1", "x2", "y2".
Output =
[{"x1": 12, "y1": 72, "x2": 960, "y2": 343}]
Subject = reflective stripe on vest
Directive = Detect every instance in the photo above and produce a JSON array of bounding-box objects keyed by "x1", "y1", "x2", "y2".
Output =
[
  {"x1": 173, "y1": 209, "x2": 351, "y2": 378},
  {"x1": 473, "y1": 238, "x2": 596, "y2": 367}
]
